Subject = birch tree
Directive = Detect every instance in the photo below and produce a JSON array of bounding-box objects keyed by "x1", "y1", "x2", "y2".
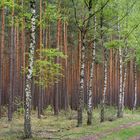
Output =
[
  {"x1": 100, "y1": 0, "x2": 108, "y2": 122},
  {"x1": 24, "y1": 0, "x2": 36, "y2": 138},
  {"x1": 71, "y1": 0, "x2": 109, "y2": 126},
  {"x1": 87, "y1": 15, "x2": 96, "y2": 125}
]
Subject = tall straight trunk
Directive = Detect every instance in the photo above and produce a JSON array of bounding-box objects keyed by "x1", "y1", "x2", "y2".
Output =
[
  {"x1": 8, "y1": 0, "x2": 14, "y2": 121},
  {"x1": 77, "y1": 32, "x2": 86, "y2": 127},
  {"x1": 115, "y1": 50, "x2": 119, "y2": 106},
  {"x1": 109, "y1": 48, "x2": 113, "y2": 105},
  {"x1": 87, "y1": 15, "x2": 96, "y2": 125},
  {"x1": 38, "y1": 0, "x2": 43, "y2": 119},
  {"x1": 24, "y1": 0, "x2": 36, "y2": 138},
  {"x1": 77, "y1": 0, "x2": 92, "y2": 127},
  {"x1": 59, "y1": 18, "x2": 62, "y2": 110},
  {"x1": 122, "y1": 48, "x2": 127, "y2": 112},
  {"x1": 0, "y1": 0, "x2": 5, "y2": 118},
  {"x1": 54, "y1": 18, "x2": 61, "y2": 115},
  {"x1": 122, "y1": 65, "x2": 127, "y2": 111},
  {"x1": 13, "y1": 24, "x2": 19, "y2": 111},
  {"x1": 117, "y1": 19, "x2": 123, "y2": 118},
  {"x1": 117, "y1": 47, "x2": 123, "y2": 118},
  {"x1": 63, "y1": 21, "x2": 69, "y2": 110},
  {"x1": 100, "y1": 1, "x2": 107, "y2": 123},
  {"x1": 21, "y1": 0, "x2": 25, "y2": 102},
  {"x1": 16, "y1": 23, "x2": 20, "y2": 100},
  {"x1": 133, "y1": 60, "x2": 137, "y2": 111},
  {"x1": 100, "y1": 48, "x2": 107, "y2": 122}
]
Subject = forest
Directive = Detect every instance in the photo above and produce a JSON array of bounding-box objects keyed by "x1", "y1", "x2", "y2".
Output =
[{"x1": 0, "y1": 0, "x2": 140, "y2": 139}]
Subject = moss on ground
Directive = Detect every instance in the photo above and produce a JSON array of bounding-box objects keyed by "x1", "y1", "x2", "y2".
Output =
[{"x1": 0, "y1": 108, "x2": 140, "y2": 140}]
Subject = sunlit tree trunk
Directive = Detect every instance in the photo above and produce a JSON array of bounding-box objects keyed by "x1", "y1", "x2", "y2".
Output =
[
  {"x1": 87, "y1": 15, "x2": 96, "y2": 125},
  {"x1": 0, "y1": 0, "x2": 5, "y2": 118},
  {"x1": 24, "y1": 0, "x2": 36, "y2": 138}
]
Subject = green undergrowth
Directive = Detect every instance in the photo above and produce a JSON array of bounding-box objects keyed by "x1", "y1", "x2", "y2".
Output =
[
  {"x1": 0, "y1": 107, "x2": 140, "y2": 140},
  {"x1": 101, "y1": 125, "x2": 140, "y2": 140}
]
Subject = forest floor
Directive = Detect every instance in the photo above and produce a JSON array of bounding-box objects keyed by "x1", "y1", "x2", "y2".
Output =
[{"x1": 1, "y1": 107, "x2": 140, "y2": 140}]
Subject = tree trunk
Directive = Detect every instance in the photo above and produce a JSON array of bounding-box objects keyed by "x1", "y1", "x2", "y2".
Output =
[
  {"x1": 117, "y1": 18, "x2": 123, "y2": 118},
  {"x1": 24, "y1": 0, "x2": 36, "y2": 138},
  {"x1": 54, "y1": 18, "x2": 61, "y2": 115},
  {"x1": 0, "y1": 0, "x2": 5, "y2": 118},
  {"x1": 21, "y1": 0, "x2": 25, "y2": 103},
  {"x1": 38, "y1": 0, "x2": 43, "y2": 119},
  {"x1": 77, "y1": 0, "x2": 93, "y2": 127},
  {"x1": 13, "y1": 24, "x2": 19, "y2": 111},
  {"x1": 121, "y1": 47, "x2": 127, "y2": 114},
  {"x1": 77, "y1": 33, "x2": 85, "y2": 127},
  {"x1": 8, "y1": 0, "x2": 14, "y2": 121},
  {"x1": 133, "y1": 60, "x2": 137, "y2": 111},
  {"x1": 109, "y1": 48, "x2": 113, "y2": 106},
  {"x1": 100, "y1": 1, "x2": 107, "y2": 123},
  {"x1": 100, "y1": 48, "x2": 107, "y2": 122},
  {"x1": 87, "y1": 15, "x2": 96, "y2": 125},
  {"x1": 63, "y1": 21, "x2": 69, "y2": 110}
]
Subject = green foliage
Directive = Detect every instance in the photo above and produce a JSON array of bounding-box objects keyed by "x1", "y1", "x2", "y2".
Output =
[
  {"x1": 32, "y1": 48, "x2": 66, "y2": 88},
  {"x1": 13, "y1": 96, "x2": 24, "y2": 117},
  {"x1": 44, "y1": 105, "x2": 53, "y2": 116},
  {"x1": 44, "y1": 3, "x2": 59, "y2": 21},
  {"x1": 105, "y1": 40, "x2": 124, "y2": 49}
]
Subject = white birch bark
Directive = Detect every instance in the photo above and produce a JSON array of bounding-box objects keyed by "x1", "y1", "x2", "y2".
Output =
[
  {"x1": 77, "y1": 0, "x2": 93, "y2": 127},
  {"x1": 100, "y1": 50, "x2": 107, "y2": 122},
  {"x1": 24, "y1": 0, "x2": 36, "y2": 138},
  {"x1": 87, "y1": 16, "x2": 96, "y2": 125},
  {"x1": 100, "y1": 1, "x2": 107, "y2": 122},
  {"x1": 118, "y1": 47, "x2": 123, "y2": 117},
  {"x1": 77, "y1": 35, "x2": 86, "y2": 126},
  {"x1": 117, "y1": 19, "x2": 123, "y2": 118},
  {"x1": 122, "y1": 65, "x2": 127, "y2": 112},
  {"x1": 122, "y1": 47, "x2": 127, "y2": 113}
]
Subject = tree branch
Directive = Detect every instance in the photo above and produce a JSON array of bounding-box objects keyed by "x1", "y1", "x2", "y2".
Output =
[
  {"x1": 82, "y1": 0, "x2": 110, "y2": 25},
  {"x1": 71, "y1": 0, "x2": 81, "y2": 31}
]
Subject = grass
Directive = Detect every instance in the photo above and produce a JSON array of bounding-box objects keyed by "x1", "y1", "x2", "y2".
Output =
[
  {"x1": 101, "y1": 125, "x2": 140, "y2": 140},
  {"x1": 0, "y1": 107, "x2": 140, "y2": 140}
]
